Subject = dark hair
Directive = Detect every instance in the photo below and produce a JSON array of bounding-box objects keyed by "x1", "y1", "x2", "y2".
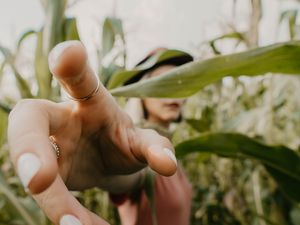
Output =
[{"x1": 124, "y1": 48, "x2": 194, "y2": 85}]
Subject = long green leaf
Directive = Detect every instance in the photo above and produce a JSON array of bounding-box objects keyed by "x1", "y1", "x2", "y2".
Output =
[
  {"x1": 11, "y1": 67, "x2": 34, "y2": 98},
  {"x1": 100, "y1": 17, "x2": 126, "y2": 86},
  {"x1": 0, "y1": 110, "x2": 8, "y2": 146},
  {"x1": 280, "y1": 10, "x2": 298, "y2": 40},
  {"x1": 175, "y1": 133, "x2": 300, "y2": 202},
  {"x1": 0, "y1": 46, "x2": 33, "y2": 98},
  {"x1": 34, "y1": 31, "x2": 52, "y2": 98},
  {"x1": 209, "y1": 32, "x2": 246, "y2": 54},
  {"x1": 101, "y1": 64, "x2": 123, "y2": 87},
  {"x1": 0, "y1": 103, "x2": 11, "y2": 114},
  {"x1": 17, "y1": 30, "x2": 37, "y2": 50},
  {"x1": 265, "y1": 166, "x2": 300, "y2": 202},
  {"x1": 110, "y1": 41, "x2": 300, "y2": 98},
  {"x1": 35, "y1": 0, "x2": 67, "y2": 99},
  {"x1": 0, "y1": 60, "x2": 7, "y2": 84},
  {"x1": 102, "y1": 17, "x2": 124, "y2": 57},
  {"x1": 63, "y1": 17, "x2": 80, "y2": 41},
  {"x1": 0, "y1": 46, "x2": 14, "y2": 60},
  {"x1": 42, "y1": 0, "x2": 67, "y2": 55},
  {"x1": 0, "y1": 171, "x2": 38, "y2": 225},
  {"x1": 0, "y1": 46, "x2": 10, "y2": 84}
]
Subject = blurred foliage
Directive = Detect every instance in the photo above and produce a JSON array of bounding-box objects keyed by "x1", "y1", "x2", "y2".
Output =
[
  {"x1": 177, "y1": 74, "x2": 300, "y2": 224},
  {"x1": 1, "y1": 0, "x2": 300, "y2": 225},
  {"x1": 176, "y1": 133, "x2": 300, "y2": 202},
  {"x1": 0, "y1": 0, "x2": 122, "y2": 224}
]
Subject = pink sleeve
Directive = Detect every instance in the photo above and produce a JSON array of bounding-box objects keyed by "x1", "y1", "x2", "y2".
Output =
[{"x1": 136, "y1": 166, "x2": 192, "y2": 225}]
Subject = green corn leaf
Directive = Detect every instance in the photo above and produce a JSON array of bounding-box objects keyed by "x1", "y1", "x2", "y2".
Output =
[
  {"x1": 265, "y1": 166, "x2": 300, "y2": 203},
  {"x1": 42, "y1": 0, "x2": 67, "y2": 55},
  {"x1": 0, "y1": 103, "x2": 11, "y2": 114},
  {"x1": 12, "y1": 67, "x2": 34, "y2": 98},
  {"x1": 0, "y1": 46, "x2": 33, "y2": 98},
  {"x1": 0, "y1": 109, "x2": 8, "y2": 146},
  {"x1": 101, "y1": 64, "x2": 123, "y2": 87},
  {"x1": 0, "y1": 46, "x2": 13, "y2": 63},
  {"x1": 0, "y1": 171, "x2": 38, "y2": 225},
  {"x1": 102, "y1": 17, "x2": 124, "y2": 57},
  {"x1": 186, "y1": 118, "x2": 212, "y2": 133},
  {"x1": 100, "y1": 17, "x2": 126, "y2": 86},
  {"x1": 110, "y1": 41, "x2": 300, "y2": 98},
  {"x1": 280, "y1": 10, "x2": 298, "y2": 40},
  {"x1": 35, "y1": 0, "x2": 67, "y2": 99},
  {"x1": 0, "y1": 60, "x2": 7, "y2": 84},
  {"x1": 0, "y1": 46, "x2": 11, "y2": 84},
  {"x1": 34, "y1": 31, "x2": 52, "y2": 98},
  {"x1": 209, "y1": 32, "x2": 246, "y2": 54},
  {"x1": 17, "y1": 30, "x2": 37, "y2": 50},
  {"x1": 175, "y1": 133, "x2": 300, "y2": 202},
  {"x1": 63, "y1": 17, "x2": 80, "y2": 41}
]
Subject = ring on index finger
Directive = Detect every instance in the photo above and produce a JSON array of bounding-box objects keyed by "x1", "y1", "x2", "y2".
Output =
[{"x1": 67, "y1": 78, "x2": 100, "y2": 102}]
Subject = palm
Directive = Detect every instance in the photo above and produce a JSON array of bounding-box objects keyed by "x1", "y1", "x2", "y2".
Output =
[{"x1": 57, "y1": 100, "x2": 145, "y2": 191}]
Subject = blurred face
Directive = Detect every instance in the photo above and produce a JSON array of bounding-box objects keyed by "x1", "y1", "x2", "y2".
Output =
[{"x1": 143, "y1": 65, "x2": 184, "y2": 128}]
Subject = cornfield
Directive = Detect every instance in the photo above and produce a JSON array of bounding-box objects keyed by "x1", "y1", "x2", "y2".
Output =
[{"x1": 0, "y1": 0, "x2": 300, "y2": 224}]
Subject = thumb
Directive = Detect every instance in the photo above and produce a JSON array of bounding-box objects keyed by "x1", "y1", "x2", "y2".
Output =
[{"x1": 132, "y1": 128, "x2": 177, "y2": 176}]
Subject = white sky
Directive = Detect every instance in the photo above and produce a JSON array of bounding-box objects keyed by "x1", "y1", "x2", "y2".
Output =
[
  {"x1": 1, "y1": 0, "x2": 294, "y2": 66},
  {"x1": 0, "y1": 0, "x2": 298, "y2": 99}
]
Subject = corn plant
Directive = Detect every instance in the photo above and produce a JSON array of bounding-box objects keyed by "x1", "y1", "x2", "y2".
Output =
[{"x1": 1, "y1": 0, "x2": 300, "y2": 224}]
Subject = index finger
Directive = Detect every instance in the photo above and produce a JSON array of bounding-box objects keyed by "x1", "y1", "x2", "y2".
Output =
[{"x1": 48, "y1": 41, "x2": 111, "y2": 105}]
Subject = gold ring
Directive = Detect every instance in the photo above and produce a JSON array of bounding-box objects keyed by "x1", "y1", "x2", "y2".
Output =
[
  {"x1": 49, "y1": 136, "x2": 60, "y2": 159},
  {"x1": 67, "y1": 78, "x2": 100, "y2": 102}
]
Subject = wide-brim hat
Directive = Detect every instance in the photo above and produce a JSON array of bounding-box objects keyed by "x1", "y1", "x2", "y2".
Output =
[{"x1": 107, "y1": 48, "x2": 193, "y2": 89}]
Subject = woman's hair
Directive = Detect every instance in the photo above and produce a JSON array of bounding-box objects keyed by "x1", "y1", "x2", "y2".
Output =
[{"x1": 124, "y1": 47, "x2": 194, "y2": 85}]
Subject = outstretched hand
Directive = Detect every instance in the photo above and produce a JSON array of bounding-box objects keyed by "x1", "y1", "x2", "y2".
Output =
[{"x1": 7, "y1": 41, "x2": 177, "y2": 225}]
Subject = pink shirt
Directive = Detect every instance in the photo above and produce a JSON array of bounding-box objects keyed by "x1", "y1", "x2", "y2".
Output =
[{"x1": 135, "y1": 166, "x2": 192, "y2": 225}]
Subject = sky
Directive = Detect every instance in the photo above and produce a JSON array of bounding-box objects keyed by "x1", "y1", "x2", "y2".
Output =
[
  {"x1": 0, "y1": 0, "x2": 286, "y2": 66},
  {"x1": 0, "y1": 0, "x2": 298, "y2": 99}
]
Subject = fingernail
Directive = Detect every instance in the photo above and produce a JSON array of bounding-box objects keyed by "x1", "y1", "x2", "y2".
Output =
[
  {"x1": 17, "y1": 153, "x2": 41, "y2": 188},
  {"x1": 60, "y1": 215, "x2": 83, "y2": 225},
  {"x1": 48, "y1": 41, "x2": 81, "y2": 69},
  {"x1": 163, "y1": 148, "x2": 177, "y2": 166}
]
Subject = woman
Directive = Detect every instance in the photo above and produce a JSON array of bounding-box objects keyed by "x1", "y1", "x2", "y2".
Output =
[
  {"x1": 7, "y1": 41, "x2": 187, "y2": 225},
  {"x1": 114, "y1": 48, "x2": 194, "y2": 225}
]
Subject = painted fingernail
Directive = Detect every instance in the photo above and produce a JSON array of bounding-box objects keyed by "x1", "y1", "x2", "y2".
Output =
[
  {"x1": 17, "y1": 153, "x2": 41, "y2": 188},
  {"x1": 163, "y1": 148, "x2": 177, "y2": 166},
  {"x1": 48, "y1": 40, "x2": 81, "y2": 69},
  {"x1": 60, "y1": 215, "x2": 83, "y2": 225}
]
